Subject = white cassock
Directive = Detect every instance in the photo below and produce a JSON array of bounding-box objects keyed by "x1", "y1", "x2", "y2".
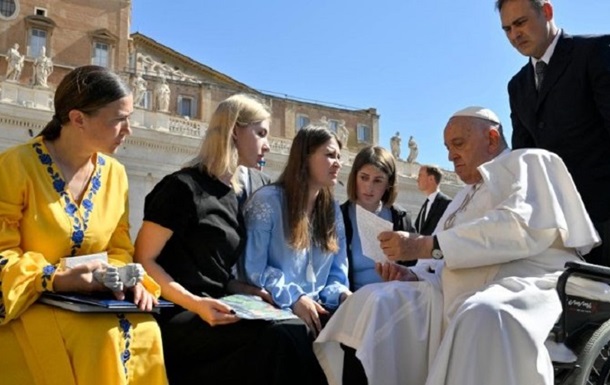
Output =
[{"x1": 314, "y1": 149, "x2": 600, "y2": 385}]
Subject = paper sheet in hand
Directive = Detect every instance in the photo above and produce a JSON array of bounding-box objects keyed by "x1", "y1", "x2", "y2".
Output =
[{"x1": 355, "y1": 204, "x2": 393, "y2": 263}]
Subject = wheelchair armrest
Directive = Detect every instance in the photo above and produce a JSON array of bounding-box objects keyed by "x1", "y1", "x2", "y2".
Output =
[
  {"x1": 557, "y1": 260, "x2": 610, "y2": 301},
  {"x1": 555, "y1": 260, "x2": 610, "y2": 342},
  {"x1": 564, "y1": 260, "x2": 610, "y2": 280}
]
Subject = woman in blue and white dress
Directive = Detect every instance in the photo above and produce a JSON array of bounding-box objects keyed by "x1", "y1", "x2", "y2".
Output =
[{"x1": 243, "y1": 123, "x2": 351, "y2": 337}]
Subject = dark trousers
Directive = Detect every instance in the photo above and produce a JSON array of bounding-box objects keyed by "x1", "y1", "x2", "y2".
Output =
[
  {"x1": 584, "y1": 219, "x2": 610, "y2": 267},
  {"x1": 156, "y1": 309, "x2": 327, "y2": 385},
  {"x1": 341, "y1": 344, "x2": 368, "y2": 385}
]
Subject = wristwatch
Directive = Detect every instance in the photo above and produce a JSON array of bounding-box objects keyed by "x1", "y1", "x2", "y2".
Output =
[{"x1": 431, "y1": 236, "x2": 444, "y2": 260}]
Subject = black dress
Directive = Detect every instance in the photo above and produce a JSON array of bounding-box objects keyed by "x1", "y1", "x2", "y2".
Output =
[{"x1": 143, "y1": 167, "x2": 326, "y2": 385}]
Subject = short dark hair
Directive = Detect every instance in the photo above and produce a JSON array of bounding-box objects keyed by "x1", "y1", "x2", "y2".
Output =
[
  {"x1": 422, "y1": 165, "x2": 443, "y2": 185},
  {"x1": 495, "y1": 0, "x2": 545, "y2": 12},
  {"x1": 38, "y1": 65, "x2": 130, "y2": 140}
]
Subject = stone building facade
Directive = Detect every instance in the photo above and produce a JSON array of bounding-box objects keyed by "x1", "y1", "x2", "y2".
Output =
[{"x1": 0, "y1": 0, "x2": 461, "y2": 237}]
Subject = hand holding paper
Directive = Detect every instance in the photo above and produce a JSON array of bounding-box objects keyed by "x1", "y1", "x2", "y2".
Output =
[{"x1": 378, "y1": 231, "x2": 432, "y2": 262}]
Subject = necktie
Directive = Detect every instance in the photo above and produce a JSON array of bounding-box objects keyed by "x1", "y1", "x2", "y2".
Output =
[
  {"x1": 535, "y1": 61, "x2": 547, "y2": 91},
  {"x1": 418, "y1": 198, "x2": 429, "y2": 233}
]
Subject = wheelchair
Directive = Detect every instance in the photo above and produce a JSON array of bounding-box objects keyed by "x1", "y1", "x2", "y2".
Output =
[{"x1": 552, "y1": 260, "x2": 610, "y2": 385}]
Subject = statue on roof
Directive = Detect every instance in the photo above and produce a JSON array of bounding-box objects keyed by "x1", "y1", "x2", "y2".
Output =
[
  {"x1": 132, "y1": 73, "x2": 148, "y2": 107},
  {"x1": 390, "y1": 132, "x2": 401, "y2": 159},
  {"x1": 33, "y1": 47, "x2": 53, "y2": 88},
  {"x1": 337, "y1": 120, "x2": 349, "y2": 147},
  {"x1": 406, "y1": 135, "x2": 418, "y2": 163},
  {"x1": 155, "y1": 78, "x2": 170, "y2": 112},
  {"x1": 5, "y1": 43, "x2": 24, "y2": 82}
]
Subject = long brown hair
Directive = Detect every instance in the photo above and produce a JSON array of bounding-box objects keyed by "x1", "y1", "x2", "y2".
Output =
[{"x1": 277, "y1": 124, "x2": 342, "y2": 253}]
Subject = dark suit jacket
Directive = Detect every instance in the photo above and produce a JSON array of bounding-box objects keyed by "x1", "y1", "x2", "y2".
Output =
[
  {"x1": 247, "y1": 168, "x2": 271, "y2": 196},
  {"x1": 237, "y1": 168, "x2": 271, "y2": 209},
  {"x1": 508, "y1": 32, "x2": 610, "y2": 223},
  {"x1": 414, "y1": 191, "x2": 452, "y2": 235}
]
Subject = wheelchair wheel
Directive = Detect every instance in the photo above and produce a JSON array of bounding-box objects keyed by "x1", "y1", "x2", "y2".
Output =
[{"x1": 570, "y1": 319, "x2": 610, "y2": 385}]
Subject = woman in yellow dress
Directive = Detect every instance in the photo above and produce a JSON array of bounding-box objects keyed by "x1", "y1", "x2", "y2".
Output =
[{"x1": 0, "y1": 66, "x2": 167, "y2": 385}]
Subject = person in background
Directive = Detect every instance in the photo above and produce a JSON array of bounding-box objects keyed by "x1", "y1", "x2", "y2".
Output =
[
  {"x1": 135, "y1": 94, "x2": 323, "y2": 385},
  {"x1": 0, "y1": 65, "x2": 167, "y2": 385},
  {"x1": 497, "y1": 0, "x2": 610, "y2": 265},
  {"x1": 340, "y1": 145, "x2": 415, "y2": 291},
  {"x1": 414, "y1": 165, "x2": 451, "y2": 235},
  {"x1": 243, "y1": 124, "x2": 351, "y2": 337}
]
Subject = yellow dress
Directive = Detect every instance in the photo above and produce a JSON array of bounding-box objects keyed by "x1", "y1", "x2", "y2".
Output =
[{"x1": 0, "y1": 137, "x2": 167, "y2": 385}]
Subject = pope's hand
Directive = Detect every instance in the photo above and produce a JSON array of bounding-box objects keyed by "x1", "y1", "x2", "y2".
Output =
[{"x1": 377, "y1": 231, "x2": 433, "y2": 261}]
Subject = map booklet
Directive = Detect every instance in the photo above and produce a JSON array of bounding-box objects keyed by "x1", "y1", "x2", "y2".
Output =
[
  {"x1": 219, "y1": 294, "x2": 297, "y2": 321},
  {"x1": 39, "y1": 292, "x2": 174, "y2": 314}
]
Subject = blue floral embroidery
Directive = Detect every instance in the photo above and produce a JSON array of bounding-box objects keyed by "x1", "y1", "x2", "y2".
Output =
[
  {"x1": 117, "y1": 314, "x2": 132, "y2": 380},
  {"x1": 38, "y1": 153, "x2": 52, "y2": 165},
  {"x1": 71, "y1": 229, "x2": 84, "y2": 244},
  {"x1": 65, "y1": 203, "x2": 78, "y2": 215},
  {"x1": 52, "y1": 179, "x2": 65, "y2": 193},
  {"x1": 41, "y1": 264, "x2": 56, "y2": 292},
  {"x1": 82, "y1": 199, "x2": 93, "y2": 211},
  {"x1": 33, "y1": 143, "x2": 105, "y2": 256},
  {"x1": 91, "y1": 176, "x2": 101, "y2": 193},
  {"x1": 0, "y1": 257, "x2": 8, "y2": 321}
]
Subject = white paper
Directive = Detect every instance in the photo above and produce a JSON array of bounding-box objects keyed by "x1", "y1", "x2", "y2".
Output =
[
  {"x1": 355, "y1": 204, "x2": 393, "y2": 263},
  {"x1": 59, "y1": 252, "x2": 108, "y2": 269}
]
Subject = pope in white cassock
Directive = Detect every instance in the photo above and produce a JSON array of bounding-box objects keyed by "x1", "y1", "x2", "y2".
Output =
[{"x1": 313, "y1": 106, "x2": 601, "y2": 385}]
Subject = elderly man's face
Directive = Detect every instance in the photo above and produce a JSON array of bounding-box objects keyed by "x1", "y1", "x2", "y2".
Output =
[{"x1": 444, "y1": 117, "x2": 496, "y2": 184}]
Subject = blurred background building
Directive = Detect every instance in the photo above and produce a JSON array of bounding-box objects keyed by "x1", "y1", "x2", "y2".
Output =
[{"x1": 0, "y1": 0, "x2": 460, "y2": 236}]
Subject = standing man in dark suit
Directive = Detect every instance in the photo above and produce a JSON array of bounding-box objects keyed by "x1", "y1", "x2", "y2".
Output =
[
  {"x1": 415, "y1": 165, "x2": 452, "y2": 235},
  {"x1": 497, "y1": 0, "x2": 610, "y2": 266}
]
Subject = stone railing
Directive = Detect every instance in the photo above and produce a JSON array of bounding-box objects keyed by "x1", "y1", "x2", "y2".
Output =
[
  {"x1": 269, "y1": 136, "x2": 354, "y2": 167},
  {"x1": 269, "y1": 137, "x2": 293, "y2": 155},
  {"x1": 168, "y1": 116, "x2": 206, "y2": 138},
  {"x1": 130, "y1": 108, "x2": 207, "y2": 138},
  {"x1": 0, "y1": 80, "x2": 54, "y2": 111}
]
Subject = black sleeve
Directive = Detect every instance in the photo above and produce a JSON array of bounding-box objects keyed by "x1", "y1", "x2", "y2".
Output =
[
  {"x1": 392, "y1": 205, "x2": 417, "y2": 267},
  {"x1": 143, "y1": 173, "x2": 195, "y2": 234},
  {"x1": 391, "y1": 205, "x2": 415, "y2": 233},
  {"x1": 590, "y1": 34, "x2": 610, "y2": 136},
  {"x1": 340, "y1": 201, "x2": 356, "y2": 291},
  {"x1": 508, "y1": 81, "x2": 536, "y2": 149}
]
